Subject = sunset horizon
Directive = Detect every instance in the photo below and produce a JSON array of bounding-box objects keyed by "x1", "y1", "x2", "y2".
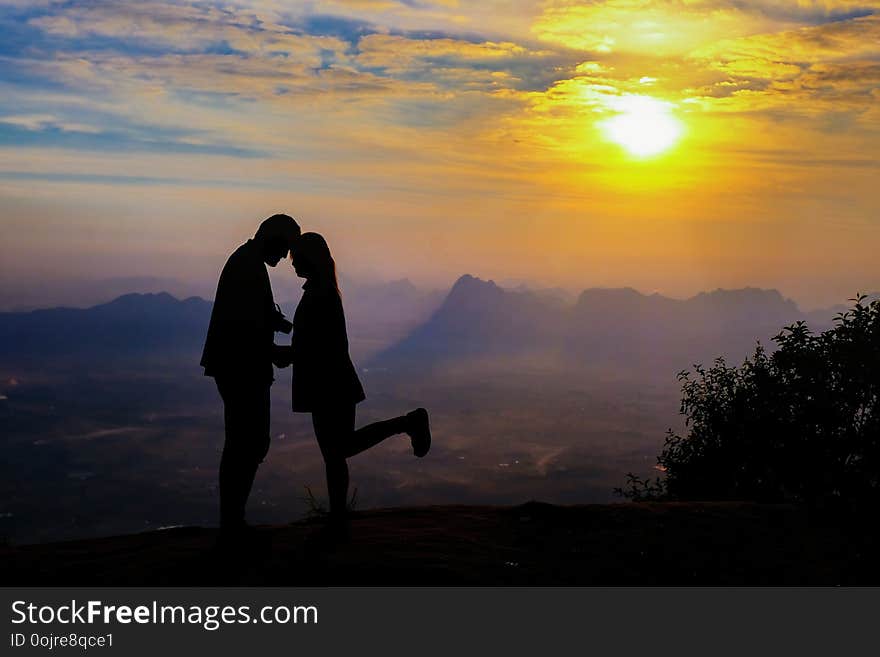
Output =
[{"x1": 1, "y1": 0, "x2": 878, "y2": 310}]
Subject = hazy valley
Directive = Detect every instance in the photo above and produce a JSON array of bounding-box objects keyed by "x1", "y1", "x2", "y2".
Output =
[{"x1": 0, "y1": 276, "x2": 865, "y2": 544}]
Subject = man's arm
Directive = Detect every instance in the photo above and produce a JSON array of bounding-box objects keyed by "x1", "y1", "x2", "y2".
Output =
[{"x1": 207, "y1": 254, "x2": 274, "y2": 374}]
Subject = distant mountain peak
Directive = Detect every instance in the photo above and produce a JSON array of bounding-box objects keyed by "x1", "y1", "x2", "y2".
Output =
[
  {"x1": 693, "y1": 287, "x2": 784, "y2": 300},
  {"x1": 102, "y1": 291, "x2": 181, "y2": 309},
  {"x1": 386, "y1": 277, "x2": 416, "y2": 290},
  {"x1": 0, "y1": 291, "x2": 213, "y2": 362},
  {"x1": 452, "y1": 273, "x2": 493, "y2": 287},
  {"x1": 690, "y1": 287, "x2": 799, "y2": 314},
  {"x1": 182, "y1": 295, "x2": 212, "y2": 307},
  {"x1": 446, "y1": 275, "x2": 504, "y2": 304}
]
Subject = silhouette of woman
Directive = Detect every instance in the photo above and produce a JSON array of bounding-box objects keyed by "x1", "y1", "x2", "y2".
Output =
[{"x1": 286, "y1": 232, "x2": 431, "y2": 528}]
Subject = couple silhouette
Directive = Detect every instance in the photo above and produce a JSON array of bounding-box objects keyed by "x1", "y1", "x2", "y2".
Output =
[{"x1": 200, "y1": 214, "x2": 431, "y2": 546}]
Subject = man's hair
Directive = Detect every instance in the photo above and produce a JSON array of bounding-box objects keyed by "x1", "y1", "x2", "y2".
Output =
[{"x1": 255, "y1": 213, "x2": 300, "y2": 243}]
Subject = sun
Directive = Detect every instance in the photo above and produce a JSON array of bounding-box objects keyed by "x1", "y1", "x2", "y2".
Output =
[{"x1": 599, "y1": 95, "x2": 683, "y2": 158}]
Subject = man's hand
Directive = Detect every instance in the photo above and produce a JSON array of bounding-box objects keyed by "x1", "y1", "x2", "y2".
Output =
[
  {"x1": 272, "y1": 344, "x2": 293, "y2": 368},
  {"x1": 273, "y1": 304, "x2": 293, "y2": 334}
]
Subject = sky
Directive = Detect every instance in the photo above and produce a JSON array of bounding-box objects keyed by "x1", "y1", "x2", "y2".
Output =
[{"x1": 0, "y1": 0, "x2": 878, "y2": 309}]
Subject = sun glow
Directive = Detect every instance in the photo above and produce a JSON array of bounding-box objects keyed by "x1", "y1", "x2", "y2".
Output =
[{"x1": 599, "y1": 95, "x2": 683, "y2": 157}]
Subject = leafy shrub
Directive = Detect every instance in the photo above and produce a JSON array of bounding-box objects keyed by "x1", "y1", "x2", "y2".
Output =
[
  {"x1": 620, "y1": 295, "x2": 880, "y2": 508},
  {"x1": 613, "y1": 473, "x2": 667, "y2": 502}
]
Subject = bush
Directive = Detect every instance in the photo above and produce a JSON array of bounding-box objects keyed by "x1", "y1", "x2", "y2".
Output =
[{"x1": 620, "y1": 295, "x2": 880, "y2": 508}]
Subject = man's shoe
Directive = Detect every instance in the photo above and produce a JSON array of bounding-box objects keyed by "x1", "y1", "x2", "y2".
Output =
[{"x1": 406, "y1": 408, "x2": 431, "y2": 457}]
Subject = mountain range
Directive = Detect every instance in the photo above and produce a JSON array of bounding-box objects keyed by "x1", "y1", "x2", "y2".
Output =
[
  {"x1": 0, "y1": 275, "x2": 871, "y2": 374},
  {"x1": 372, "y1": 275, "x2": 863, "y2": 374}
]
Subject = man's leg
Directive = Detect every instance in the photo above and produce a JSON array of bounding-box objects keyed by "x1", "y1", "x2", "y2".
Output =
[{"x1": 217, "y1": 379, "x2": 271, "y2": 530}]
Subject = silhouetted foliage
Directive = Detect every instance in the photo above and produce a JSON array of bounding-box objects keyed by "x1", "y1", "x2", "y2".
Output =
[
  {"x1": 620, "y1": 295, "x2": 879, "y2": 508},
  {"x1": 613, "y1": 473, "x2": 667, "y2": 502}
]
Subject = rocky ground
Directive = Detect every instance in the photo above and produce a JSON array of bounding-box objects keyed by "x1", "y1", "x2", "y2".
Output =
[{"x1": 2, "y1": 502, "x2": 876, "y2": 585}]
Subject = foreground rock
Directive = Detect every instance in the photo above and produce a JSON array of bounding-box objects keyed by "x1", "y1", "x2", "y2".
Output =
[{"x1": 1, "y1": 502, "x2": 876, "y2": 585}]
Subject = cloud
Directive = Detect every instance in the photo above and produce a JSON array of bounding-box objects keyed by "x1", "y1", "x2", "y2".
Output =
[
  {"x1": 693, "y1": 12, "x2": 880, "y2": 64},
  {"x1": 532, "y1": 0, "x2": 879, "y2": 56},
  {"x1": 298, "y1": 13, "x2": 377, "y2": 42},
  {"x1": 734, "y1": 0, "x2": 877, "y2": 24},
  {"x1": 0, "y1": 113, "x2": 101, "y2": 132},
  {"x1": 2, "y1": 0, "x2": 879, "y2": 189},
  {"x1": 532, "y1": 0, "x2": 777, "y2": 55},
  {"x1": 686, "y1": 14, "x2": 880, "y2": 118},
  {"x1": 28, "y1": 1, "x2": 350, "y2": 57},
  {"x1": 356, "y1": 33, "x2": 530, "y2": 67},
  {"x1": 352, "y1": 33, "x2": 566, "y2": 92},
  {"x1": 1, "y1": 1, "x2": 577, "y2": 165},
  {"x1": 0, "y1": 0, "x2": 63, "y2": 6}
]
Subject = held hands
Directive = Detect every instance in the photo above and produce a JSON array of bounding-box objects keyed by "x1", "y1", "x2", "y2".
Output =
[
  {"x1": 272, "y1": 344, "x2": 294, "y2": 368},
  {"x1": 273, "y1": 304, "x2": 293, "y2": 335},
  {"x1": 271, "y1": 304, "x2": 293, "y2": 367}
]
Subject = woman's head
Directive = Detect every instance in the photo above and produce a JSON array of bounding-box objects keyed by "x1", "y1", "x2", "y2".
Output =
[{"x1": 291, "y1": 232, "x2": 338, "y2": 289}]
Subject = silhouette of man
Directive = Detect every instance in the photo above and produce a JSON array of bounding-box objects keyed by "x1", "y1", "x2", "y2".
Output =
[{"x1": 201, "y1": 214, "x2": 300, "y2": 542}]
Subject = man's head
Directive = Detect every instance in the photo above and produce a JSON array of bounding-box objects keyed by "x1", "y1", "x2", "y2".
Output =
[{"x1": 254, "y1": 213, "x2": 301, "y2": 266}]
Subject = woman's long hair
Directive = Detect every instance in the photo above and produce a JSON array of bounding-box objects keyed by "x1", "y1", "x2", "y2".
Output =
[{"x1": 293, "y1": 232, "x2": 339, "y2": 293}]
